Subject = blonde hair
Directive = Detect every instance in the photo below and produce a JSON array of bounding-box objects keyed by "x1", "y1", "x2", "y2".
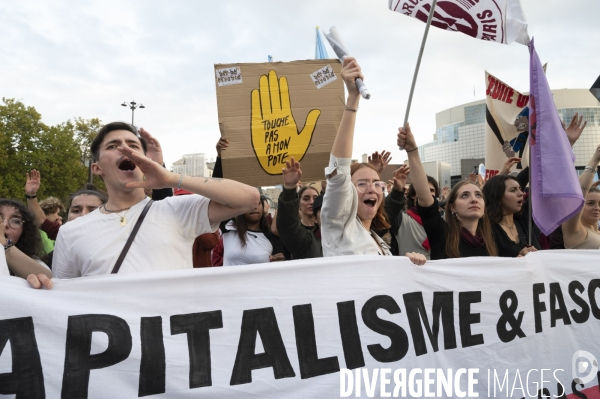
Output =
[{"x1": 39, "y1": 197, "x2": 65, "y2": 215}]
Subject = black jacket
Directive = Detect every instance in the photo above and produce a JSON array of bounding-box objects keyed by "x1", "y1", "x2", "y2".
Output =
[{"x1": 276, "y1": 188, "x2": 322, "y2": 259}]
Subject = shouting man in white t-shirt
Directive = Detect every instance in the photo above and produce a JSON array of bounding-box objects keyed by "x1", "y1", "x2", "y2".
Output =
[{"x1": 29, "y1": 122, "x2": 260, "y2": 288}]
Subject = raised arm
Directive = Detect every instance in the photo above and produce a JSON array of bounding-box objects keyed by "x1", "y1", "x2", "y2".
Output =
[
  {"x1": 117, "y1": 143, "x2": 260, "y2": 225},
  {"x1": 212, "y1": 137, "x2": 229, "y2": 179},
  {"x1": 368, "y1": 150, "x2": 392, "y2": 174},
  {"x1": 330, "y1": 57, "x2": 363, "y2": 163},
  {"x1": 562, "y1": 144, "x2": 600, "y2": 246},
  {"x1": 397, "y1": 124, "x2": 434, "y2": 207},
  {"x1": 384, "y1": 164, "x2": 409, "y2": 226},
  {"x1": 276, "y1": 158, "x2": 320, "y2": 258},
  {"x1": 564, "y1": 112, "x2": 587, "y2": 147},
  {"x1": 499, "y1": 157, "x2": 521, "y2": 176},
  {"x1": 25, "y1": 170, "x2": 47, "y2": 226}
]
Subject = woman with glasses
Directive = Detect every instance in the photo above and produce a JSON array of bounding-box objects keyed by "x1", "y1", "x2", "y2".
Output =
[
  {"x1": 1, "y1": 199, "x2": 52, "y2": 281},
  {"x1": 320, "y1": 57, "x2": 426, "y2": 265}
]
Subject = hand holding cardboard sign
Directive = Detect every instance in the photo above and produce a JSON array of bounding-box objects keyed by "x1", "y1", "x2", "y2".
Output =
[{"x1": 251, "y1": 70, "x2": 321, "y2": 175}]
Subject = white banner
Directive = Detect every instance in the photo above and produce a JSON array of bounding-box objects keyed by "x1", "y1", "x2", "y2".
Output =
[
  {"x1": 389, "y1": 0, "x2": 529, "y2": 45},
  {"x1": 1, "y1": 250, "x2": 600, "y2": 398},
  {"x1": 484, "y1": 70, "x2": 530, "y2": 175}
]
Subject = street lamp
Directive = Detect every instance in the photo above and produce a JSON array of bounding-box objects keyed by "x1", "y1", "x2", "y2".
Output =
[
  {"x1": 83, "y1": 150, "x2": 93, "y2": 184},
  {"x1": 121, "y1": 101, "x2": 145, "y2": 125}
]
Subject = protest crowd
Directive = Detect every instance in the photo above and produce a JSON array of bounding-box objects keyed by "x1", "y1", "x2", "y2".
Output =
[{"x1": 1, "y1": 56, "x2": 598, "y2": 288}]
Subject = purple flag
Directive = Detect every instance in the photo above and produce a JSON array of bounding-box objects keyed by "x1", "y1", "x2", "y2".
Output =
[{"x1": 529, "y1": 38, "x2": 584, "y2": 235}]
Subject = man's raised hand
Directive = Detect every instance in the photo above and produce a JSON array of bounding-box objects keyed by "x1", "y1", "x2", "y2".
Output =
[
  {"x1": 139, "y1": 128, "x2": 164, "y2": 166},
  {"x1": 25, "y1": 169, "x2": 41, "y2": 196},
  {"x1": 118, "y1": 143, "x2": 175, "y2": 189}
]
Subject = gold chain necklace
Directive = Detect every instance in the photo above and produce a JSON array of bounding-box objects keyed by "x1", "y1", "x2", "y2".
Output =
[{"x1": 103, "y1": 205, "x2": 132, "y2": 227}]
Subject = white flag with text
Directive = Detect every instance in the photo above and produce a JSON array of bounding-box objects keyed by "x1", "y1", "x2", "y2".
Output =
[{"x1": 389, "y1": 0, "x2": 529, "y2": 45}]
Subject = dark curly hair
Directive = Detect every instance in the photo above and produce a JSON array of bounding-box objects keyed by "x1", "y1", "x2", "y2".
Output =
[
  {"x1": 0, "y1": 199, "x2": 43, "y2": 259},
  {"x1": 482, "y1": 174, "x2": 522, "y2": 225}
]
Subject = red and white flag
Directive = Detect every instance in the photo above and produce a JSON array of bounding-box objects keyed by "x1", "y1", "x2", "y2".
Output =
[{"x1": 389, "y1": 0, "x2": 529, "y2": 45}]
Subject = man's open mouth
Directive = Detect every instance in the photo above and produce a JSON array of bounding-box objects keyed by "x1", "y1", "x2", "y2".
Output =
[{"x1": 118, "y1": 159, "x2": 136, "y2": 171}]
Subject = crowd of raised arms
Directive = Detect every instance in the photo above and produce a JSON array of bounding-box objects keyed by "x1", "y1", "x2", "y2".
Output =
[{"x1": 1, "y1": 57, "x2": 599, "y2": 288}]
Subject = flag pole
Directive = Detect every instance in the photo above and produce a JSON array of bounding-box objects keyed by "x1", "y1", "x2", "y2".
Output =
[
  {"x1": 528, "y1": 144, "x2": 533, "y2": 246},
  {"x1": 399, "y1": 0, "x2": 439, "y2": 150}
]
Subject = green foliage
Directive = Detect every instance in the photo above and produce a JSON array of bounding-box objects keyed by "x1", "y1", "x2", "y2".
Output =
[
  {"x1": 0, "y1": 98, "x2": 104, "y2": 202},
  {"x1": 73, "y1": 117, "x2": 106, "y2": 191}
]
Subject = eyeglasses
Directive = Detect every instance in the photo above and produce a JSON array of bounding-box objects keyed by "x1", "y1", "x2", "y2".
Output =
[
  {"x1": 2, "y1": 217, "x2": 24, "y2": 229},
  {"x1": 355, "y1": 180, "x2": 386, "y2": 193}
]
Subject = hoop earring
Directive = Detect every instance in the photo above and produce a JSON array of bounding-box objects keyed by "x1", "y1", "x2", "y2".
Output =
[{"x1": 452, "y1": 211, "x2": 457, "y2": 218}]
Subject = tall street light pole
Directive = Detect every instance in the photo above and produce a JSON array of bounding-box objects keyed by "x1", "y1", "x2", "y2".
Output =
[
  {"x1": 88, "y1": 155, "x2": 93, "y2": 184},
  {"x1": 121, "y1": 101, "x2": 145, "y2": 125}
]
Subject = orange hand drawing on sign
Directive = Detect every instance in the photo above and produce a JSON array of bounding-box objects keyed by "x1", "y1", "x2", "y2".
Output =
[{"x1": 251, "y1": 70, "x2": 321, "y2": 175}]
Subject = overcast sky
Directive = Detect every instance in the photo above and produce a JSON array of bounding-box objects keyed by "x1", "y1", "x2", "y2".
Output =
[{"x1": 1, "y1": 0, "x2": 598, "y2": 169}]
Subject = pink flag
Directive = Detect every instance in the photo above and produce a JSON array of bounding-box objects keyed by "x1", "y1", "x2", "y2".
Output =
[
  {"x1": 529, "y1": 38, "x2": 584, "y2": 235},
  {"x1": 389, "y1": 0, "x2": 529, "y2": 45}
]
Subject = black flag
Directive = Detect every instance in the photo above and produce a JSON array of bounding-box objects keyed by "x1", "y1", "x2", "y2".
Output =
[{"x1": 591, "y1": 75, "x2": 600, "y2": 102}]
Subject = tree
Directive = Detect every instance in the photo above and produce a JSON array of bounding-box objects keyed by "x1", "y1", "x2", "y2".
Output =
[
  {"x1": 0, "y1": 98, "x2": 100, "y2": 201},
  {"x1": 73, "y1": 117, "x2": 106, "y2": 190}
]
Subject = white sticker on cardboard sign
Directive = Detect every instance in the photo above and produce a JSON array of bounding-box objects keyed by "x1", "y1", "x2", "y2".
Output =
[
  {"x1": 216, "y1": 67, "x2": 242, "y2": 86},
  {"x1": 310, "y1": 65, "x2": 337, "y2": 89}
]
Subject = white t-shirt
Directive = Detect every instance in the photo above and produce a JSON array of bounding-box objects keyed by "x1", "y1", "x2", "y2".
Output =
[
  {"x1": 0, "y1": 249, "x2": 9, "y2": 276},
  {"x1": 53, "y1": 195, "x2": 218, "y2": 278},
  {"x1": 222, "y1": 221, "x2": 272, "y2": 266}
]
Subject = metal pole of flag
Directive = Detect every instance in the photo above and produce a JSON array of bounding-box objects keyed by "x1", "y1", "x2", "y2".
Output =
[
  {"x1": 528, "y1": 145, "x2": 532, "y2": 246},
  {"x1": 399, "y1": 0, "x2": 438, "y2": 150}
]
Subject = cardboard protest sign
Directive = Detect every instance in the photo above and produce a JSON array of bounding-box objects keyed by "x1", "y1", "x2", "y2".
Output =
[
  {"x1": 484, "y1": 71, "x2": 530, "y2": 175},
  {"x1": 2, "y1": 250, "x2": 600, "y2": 398},
  {"x1": 215, "y1": 60, "x2": 344, "y2": 187}
]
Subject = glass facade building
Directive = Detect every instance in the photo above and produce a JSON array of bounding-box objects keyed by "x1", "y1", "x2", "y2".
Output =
[{"x1": 419, "y1": 89, "x2": 600, "y2": 183}]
